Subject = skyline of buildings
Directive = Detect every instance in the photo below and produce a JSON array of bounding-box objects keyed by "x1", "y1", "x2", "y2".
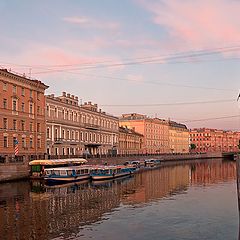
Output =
[{"x1": 0, "y1": 68, "x2": 239, "y2": 162}]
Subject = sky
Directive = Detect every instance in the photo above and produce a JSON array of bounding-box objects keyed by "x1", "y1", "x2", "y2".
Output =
[{"x1": 0, "y1": 0, "x2": 240, "y2": 130}]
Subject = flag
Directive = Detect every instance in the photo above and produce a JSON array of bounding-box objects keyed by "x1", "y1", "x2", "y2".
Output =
[
  {"x1": 237, "y1": 93, "x2": 240, "y2": 101},
  {"x1": 14, "y1": 139, "x2": 19, "y2": 156}
]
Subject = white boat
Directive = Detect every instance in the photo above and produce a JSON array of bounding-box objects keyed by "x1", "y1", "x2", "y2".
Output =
[
  {"x1": 44, "y1": 165, "x2": 92, "y2": 184},
  {"x1": 29, "y1": 158, "x2": 88, "y2": 179},
  {"x1": 144, "y1": 159, "x2": 161, "y2": 167},
  {"x1": 90, "y1": 165, "x2": 134, "y2": 181}
]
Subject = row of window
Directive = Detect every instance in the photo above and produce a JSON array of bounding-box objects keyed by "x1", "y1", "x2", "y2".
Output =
[
  {"x1": 2, "y1": 118, "x2": 41, "y2": 132},
  {"x1": 2, "y1": 82, "x2": 41, "y2": 99},
  {"x1": 191, "y1": 138, "x2": 239, "y2": 142},
  {"x1": 2, "y1": 98, "x2": 42, "y2": 114},
  {"x1": 47, "y1": 128, "x2": 118, "y2": 144},
  {"x1": 47, "y1": 106, "x2": 118, "y2": 130},
  {"x1": 3, "y1": 136, "x2": 41, "y2": 148}
]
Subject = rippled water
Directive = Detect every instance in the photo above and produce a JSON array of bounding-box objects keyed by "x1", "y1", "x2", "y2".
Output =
[{"x1": 0, "y1": 159, "x2": 238, "y2": 240}]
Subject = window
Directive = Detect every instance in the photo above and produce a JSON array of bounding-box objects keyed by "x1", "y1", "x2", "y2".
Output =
[
  {"x1": 47, "y1": 128, "x2": 50, "y2": 138},
  {"x1": 21, "y1": 87, "x2": 25, "y2": 96},
  {"x1": 22, "y1": 137, "x2": 26, "y2": 148},
  {"x1": 13, "y1": 85, "x2": 17, "y2": 93},
  {"x1": 13, "y1": 120, "x2": 17, "y2": 130},
  {"x1": 13, "y1": 100, "x2": 17, "y2": 111},
  {"x1": 55, "y1": 128, "x2": 58, "y2": 138},
  {"x1": 30, "y1": 138, "x2": 33, "y2": 148},
  {"x1": 30, "y1": 90, "x2": 33, "y2": 98},
  {"x1": 62, "y1": 129, "x2": 65, "y2": 139},
  {"x1": 4, "y1": 136, "x2": 8, "y2": 148},
  {"x1": 3, "y1": 99, "x2": 7, "y2": 109},
  {"x1": 21, "y1": 120, "x2": 25, "y2": 131},
  {"x1": 37, "y1": 92, "x2": 40, "y2": 100},
  {"x1": 37, "y1": 139, "x2": 41, "y2": 148},
  {"x1": 29, "y1": 103, "x2": 33, "y2": 114},
  {"x1": 3, "y1": 82, "x2": 7, "y2": 91},
  {"x1": 30, "y1": 122, "x2": 33, "y2": 132},
  {"x1": 72, "y1": 131, "x2": 74, "y2": 140},
  {"x1": 21, "y1": 102, "x2": 25, "y2": 112},
  {"x1": 3, "y1": 118, "x2": 7, "y2": 129},
  {"x1": 37, "y1": 106, "x2": 40, "y2": 114},
  {"x1": 13, "y1": 137, "x2": 17, "y2": 147},
  {"x1": 37, "y1": 123, "x2": 40, "y2": 132}
]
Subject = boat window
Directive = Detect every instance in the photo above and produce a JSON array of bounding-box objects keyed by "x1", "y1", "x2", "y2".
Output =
[
  {"x1": 52, "y1": 170, "x2": 60, "y2": 175},
  {"x1": 81, "y1": 169, "x2": 85, "y2": 174},
  {"x1": 46, "y1": 170, "x2": 51, "y2": 175},
  {"x1": 76, "y1": 170, "x2": 81, "y2": 175},
  {"x1": 84, "y1": 169, "x2": 88, "y2": 174},
  {"x1": 67, "y1": 170, "x2": 72, "y2": 175},
  {"x1": 60, "y1": 170, "x2": 67, "y2": 176}
]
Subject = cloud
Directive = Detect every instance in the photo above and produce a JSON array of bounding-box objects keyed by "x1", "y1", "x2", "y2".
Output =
[
  {"x1": 63, "y1": 17, "x2": 89, "y2": 24},
  {"x1": 63, "y1": 15, "x2": 120, "y2": 31},
  {"x1": 137, "y1": 0, "x2": 240, "y2": 49}
]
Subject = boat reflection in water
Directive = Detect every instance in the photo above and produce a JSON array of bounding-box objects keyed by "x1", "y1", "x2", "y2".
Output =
[{"x1": 0, "y1": 159, "x2": 237, "y2": 240}]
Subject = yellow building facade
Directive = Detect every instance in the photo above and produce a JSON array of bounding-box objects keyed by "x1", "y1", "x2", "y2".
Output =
[
  {"x1": 120, "y1": 113, "x2": 170, "y2": 154},
  {"x1": 169, "y1": 121, "x2": 189, "y2": 153},
  {"x1": 118, "y1": 126, "x2": 143, "y2": 155}
]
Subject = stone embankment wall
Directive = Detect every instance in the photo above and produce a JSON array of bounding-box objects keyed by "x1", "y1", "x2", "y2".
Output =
[
  {"x1": 87, "y1": 152, "x2": 222, "y2": 165},
  {"x1": 0, "y1": 152, "x2": 223, "y2": 183},
  {"x1": 0, "y1": 162, "x2": 29, "y2": 182}
]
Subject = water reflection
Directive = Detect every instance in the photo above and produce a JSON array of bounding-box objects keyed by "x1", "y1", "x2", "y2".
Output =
[{"x1": 0, "y1": 159, "x2": 237, "y2": 240}]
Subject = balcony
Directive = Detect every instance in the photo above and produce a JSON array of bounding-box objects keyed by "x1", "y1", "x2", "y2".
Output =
[
  {"x1": 54, "y1": 138, "x2": 64, "y2": 144},
  {"x1": 84, "y1": 123, "x2": 100, "y2": 130}
]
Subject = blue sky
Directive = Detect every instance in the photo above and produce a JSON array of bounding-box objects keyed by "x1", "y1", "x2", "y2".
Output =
[{"x1": 0, "y1": 0, "x2": 240, "y2": 130}]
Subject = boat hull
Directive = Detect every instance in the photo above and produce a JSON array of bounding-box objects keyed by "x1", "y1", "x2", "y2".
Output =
[
  {"x1": 91, "y1": 171, "x2": 132, "y2": 181},
  {"x1": 44, "y1": 174, "x2": 90, "y2": 185}
]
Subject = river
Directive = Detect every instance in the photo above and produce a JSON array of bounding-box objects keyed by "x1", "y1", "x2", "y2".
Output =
[{"x1": 0, "y1": 159, "x2": 238, "y2": 240}]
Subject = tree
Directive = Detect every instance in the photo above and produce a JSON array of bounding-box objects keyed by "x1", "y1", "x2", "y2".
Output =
[{"x1": 190, "y1": 143, "x2": 196, "y2": 151}]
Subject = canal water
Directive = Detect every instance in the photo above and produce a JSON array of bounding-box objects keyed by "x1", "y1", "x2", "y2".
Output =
[{"x1": 0, "y1": 159, "x2": 238, "y2": 240}]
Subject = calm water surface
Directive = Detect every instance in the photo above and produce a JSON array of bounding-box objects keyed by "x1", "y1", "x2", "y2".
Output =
[{"x1": 0, "y1": 159, "x2": 238, "y2": 240}]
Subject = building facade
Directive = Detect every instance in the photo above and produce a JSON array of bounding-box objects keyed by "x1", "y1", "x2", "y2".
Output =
[
  {"x1": 190, "y1": 128, "x2": 240, "y2": 153},
  {"x1": 120, "y1": 113, "x2": 170, "y2": 154},
  {"x1": 169, "y1": 121, "x2": 189, "y2": 153},
  {"x1": 0, "y1": 69, "x2": 48, "y2": 163},
  {"x1": 46, "y1": 92, "x2": 119, "y2": 157},
  {"x1": 118, "y1": 126, "x2": 144, "y2": 155}
]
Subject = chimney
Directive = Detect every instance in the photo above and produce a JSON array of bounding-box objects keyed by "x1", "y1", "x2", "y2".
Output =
[
  {"x1": 67, "y1": 93, "x2": 70, "y2": 98},
  {"x1": 62, "y1": 92, "x2": 66, "y2": 97}
]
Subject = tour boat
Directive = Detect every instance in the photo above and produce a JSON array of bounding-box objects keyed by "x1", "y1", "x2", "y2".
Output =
[
  {"x1": 90, "y1": 165, "x2": 134, "y2": 181},
  {"x1": 144, "y1": 159, "x2": 161, "y2": 167},
  {"x1": 44, "y1": 165, "x2": 92, "y2": 184},
  {"x1": 124, "y1": 160, "x2": 144, "y2": 171},
  {"x1": 29, "y1": 158, "x2": 88, "y2": 179}
]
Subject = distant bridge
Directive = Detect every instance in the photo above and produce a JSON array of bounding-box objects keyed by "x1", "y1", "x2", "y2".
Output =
[{"x1": 222, "y1": 152, "x2": 239, "y2": 160}]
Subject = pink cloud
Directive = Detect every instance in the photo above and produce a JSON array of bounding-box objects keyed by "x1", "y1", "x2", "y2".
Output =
[{"x1": 138, "y1": 0, "x2": 240, "y2": 49}]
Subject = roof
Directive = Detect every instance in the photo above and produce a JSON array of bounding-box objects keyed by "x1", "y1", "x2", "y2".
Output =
[
  {"x1": 0, "y1": 68, "x2": 49, "y2": 90},
  {"x1": 29, "y1": 158, "x2": 88, "y2": 166},
  {"x1": 169, "y1": 121, "x2": 188, "y2": 129}
]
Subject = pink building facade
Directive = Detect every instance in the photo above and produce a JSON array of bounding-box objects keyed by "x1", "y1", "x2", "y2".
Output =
[{"x1": 190, "y1": 128, "x2": 240, "y2": 153}]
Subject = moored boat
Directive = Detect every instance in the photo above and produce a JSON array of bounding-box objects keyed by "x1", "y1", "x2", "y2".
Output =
[
  {"x1": 44, "y1": 165, "x2": 91, "y2": 184},
  {"x1": 29, "y1": 158, "x2": 88, "y2": 179},
  {"x1": 91, "y1": 165, "x2": 134, "y2": 181},
  {"x1": 144, "y1": 159, "x2": 161, "y2": 167}
]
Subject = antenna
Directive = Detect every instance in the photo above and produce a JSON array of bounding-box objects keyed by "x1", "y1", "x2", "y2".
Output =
[{"x1": 29, "y1": 68, "x2": 32, "y2": 78}]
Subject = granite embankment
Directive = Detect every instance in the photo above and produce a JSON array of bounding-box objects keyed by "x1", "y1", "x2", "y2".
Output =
[{"x1": 0, "y1": 152, "x2": 223, "y2": 182}]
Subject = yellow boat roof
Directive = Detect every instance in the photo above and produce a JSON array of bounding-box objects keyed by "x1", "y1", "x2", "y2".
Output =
[{"x1": 29, "y1": 158, "x2": 88, "y2": 166}]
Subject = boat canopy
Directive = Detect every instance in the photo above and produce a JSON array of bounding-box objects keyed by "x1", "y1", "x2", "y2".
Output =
[{"x1": 29, "y1": 158, "x2": 88, "y2": 166}]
